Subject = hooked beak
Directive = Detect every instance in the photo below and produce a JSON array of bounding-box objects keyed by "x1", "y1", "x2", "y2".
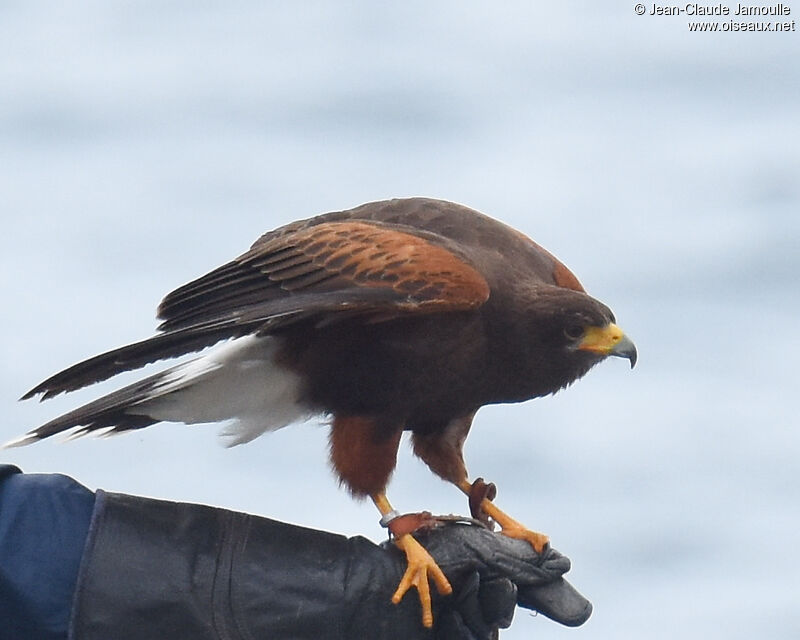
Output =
[{"x1": 577, "y1": 323, "x2": 637, "y2": 368}]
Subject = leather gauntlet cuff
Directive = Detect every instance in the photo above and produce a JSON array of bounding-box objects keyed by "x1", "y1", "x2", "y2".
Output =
[{"x1": 70, "y1": 491, "x2": 406, "y2": 640}]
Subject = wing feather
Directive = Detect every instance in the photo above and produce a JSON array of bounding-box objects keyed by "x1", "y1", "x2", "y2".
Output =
[
  {"x1": 157, "y1": 220, "x2": 490, "y2": 333},
  {"x1": 23, "y1": 288, "x2": 400, "y2": 400},
  {"x1": 25, "y1": 218, "x2": 490, "y2": 401}
]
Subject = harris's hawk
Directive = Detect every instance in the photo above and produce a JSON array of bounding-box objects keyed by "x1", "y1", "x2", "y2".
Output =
[{"x1": 7, "y1": 197, "x2": 636, "y2": 627}]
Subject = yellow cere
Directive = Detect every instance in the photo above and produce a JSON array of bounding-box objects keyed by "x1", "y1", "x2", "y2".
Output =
[{"x1": 577, "y1": 323, "x2": 626, "y2": 354}]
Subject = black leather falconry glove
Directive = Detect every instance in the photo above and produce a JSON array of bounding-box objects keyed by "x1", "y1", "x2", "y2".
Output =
[{"x1": 72, "y1": 492, "x2": 591, "y2": 639}]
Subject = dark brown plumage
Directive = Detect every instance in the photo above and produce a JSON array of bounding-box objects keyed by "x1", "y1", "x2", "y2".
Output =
[{"x1": 8, "y1": 197, "x2": 637, "y2": 627}]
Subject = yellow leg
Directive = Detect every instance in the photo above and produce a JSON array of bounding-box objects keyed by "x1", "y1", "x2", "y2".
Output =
[
  {"x1": 372, "y1": 494, "x2": 452, "y2": 628},
  {"x1": 457, "y1": 479, "x2": 549, "y2": 553}
]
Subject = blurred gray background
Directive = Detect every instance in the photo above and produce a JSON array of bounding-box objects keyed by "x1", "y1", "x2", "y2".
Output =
[{"x1": 2, "y1": 2, "x2": 798, "y2": 638}]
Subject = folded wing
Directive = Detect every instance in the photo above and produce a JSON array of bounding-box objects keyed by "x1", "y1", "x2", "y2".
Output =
[{"x1": 23, "y1": 220, "x2": 490, "y2": 401}]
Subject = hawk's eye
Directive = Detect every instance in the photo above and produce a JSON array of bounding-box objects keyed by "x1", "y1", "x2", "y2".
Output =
[{"x1": 564, "y1": 324, "x2": 585, "y2": 340}]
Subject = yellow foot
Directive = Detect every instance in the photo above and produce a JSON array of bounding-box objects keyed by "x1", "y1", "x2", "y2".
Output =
[
  {"x1": 392, "y1": 533, "x2": 453, "y2": 628},
  {"x1": 491, "y1": 512, "x2": 550, "y2": 553},
  {"x1": 482, "y1": 502, "x2": 549, "y2": 552},
  {"x1": 457, "y1": 480, "x2": 549, "y2": 553}
]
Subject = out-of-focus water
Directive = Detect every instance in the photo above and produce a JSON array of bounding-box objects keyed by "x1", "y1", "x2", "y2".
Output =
[{"x1": 2, "y1": 3, "x2": 798, "y2": 638}]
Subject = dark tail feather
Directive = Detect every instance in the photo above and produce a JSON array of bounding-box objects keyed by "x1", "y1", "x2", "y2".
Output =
[
  {"x1": 21, "y1": 323, "x2": 241, "y2": 401},
  {"x1": 6, "y1": 372, "x2": 168, "y2": 447}
]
